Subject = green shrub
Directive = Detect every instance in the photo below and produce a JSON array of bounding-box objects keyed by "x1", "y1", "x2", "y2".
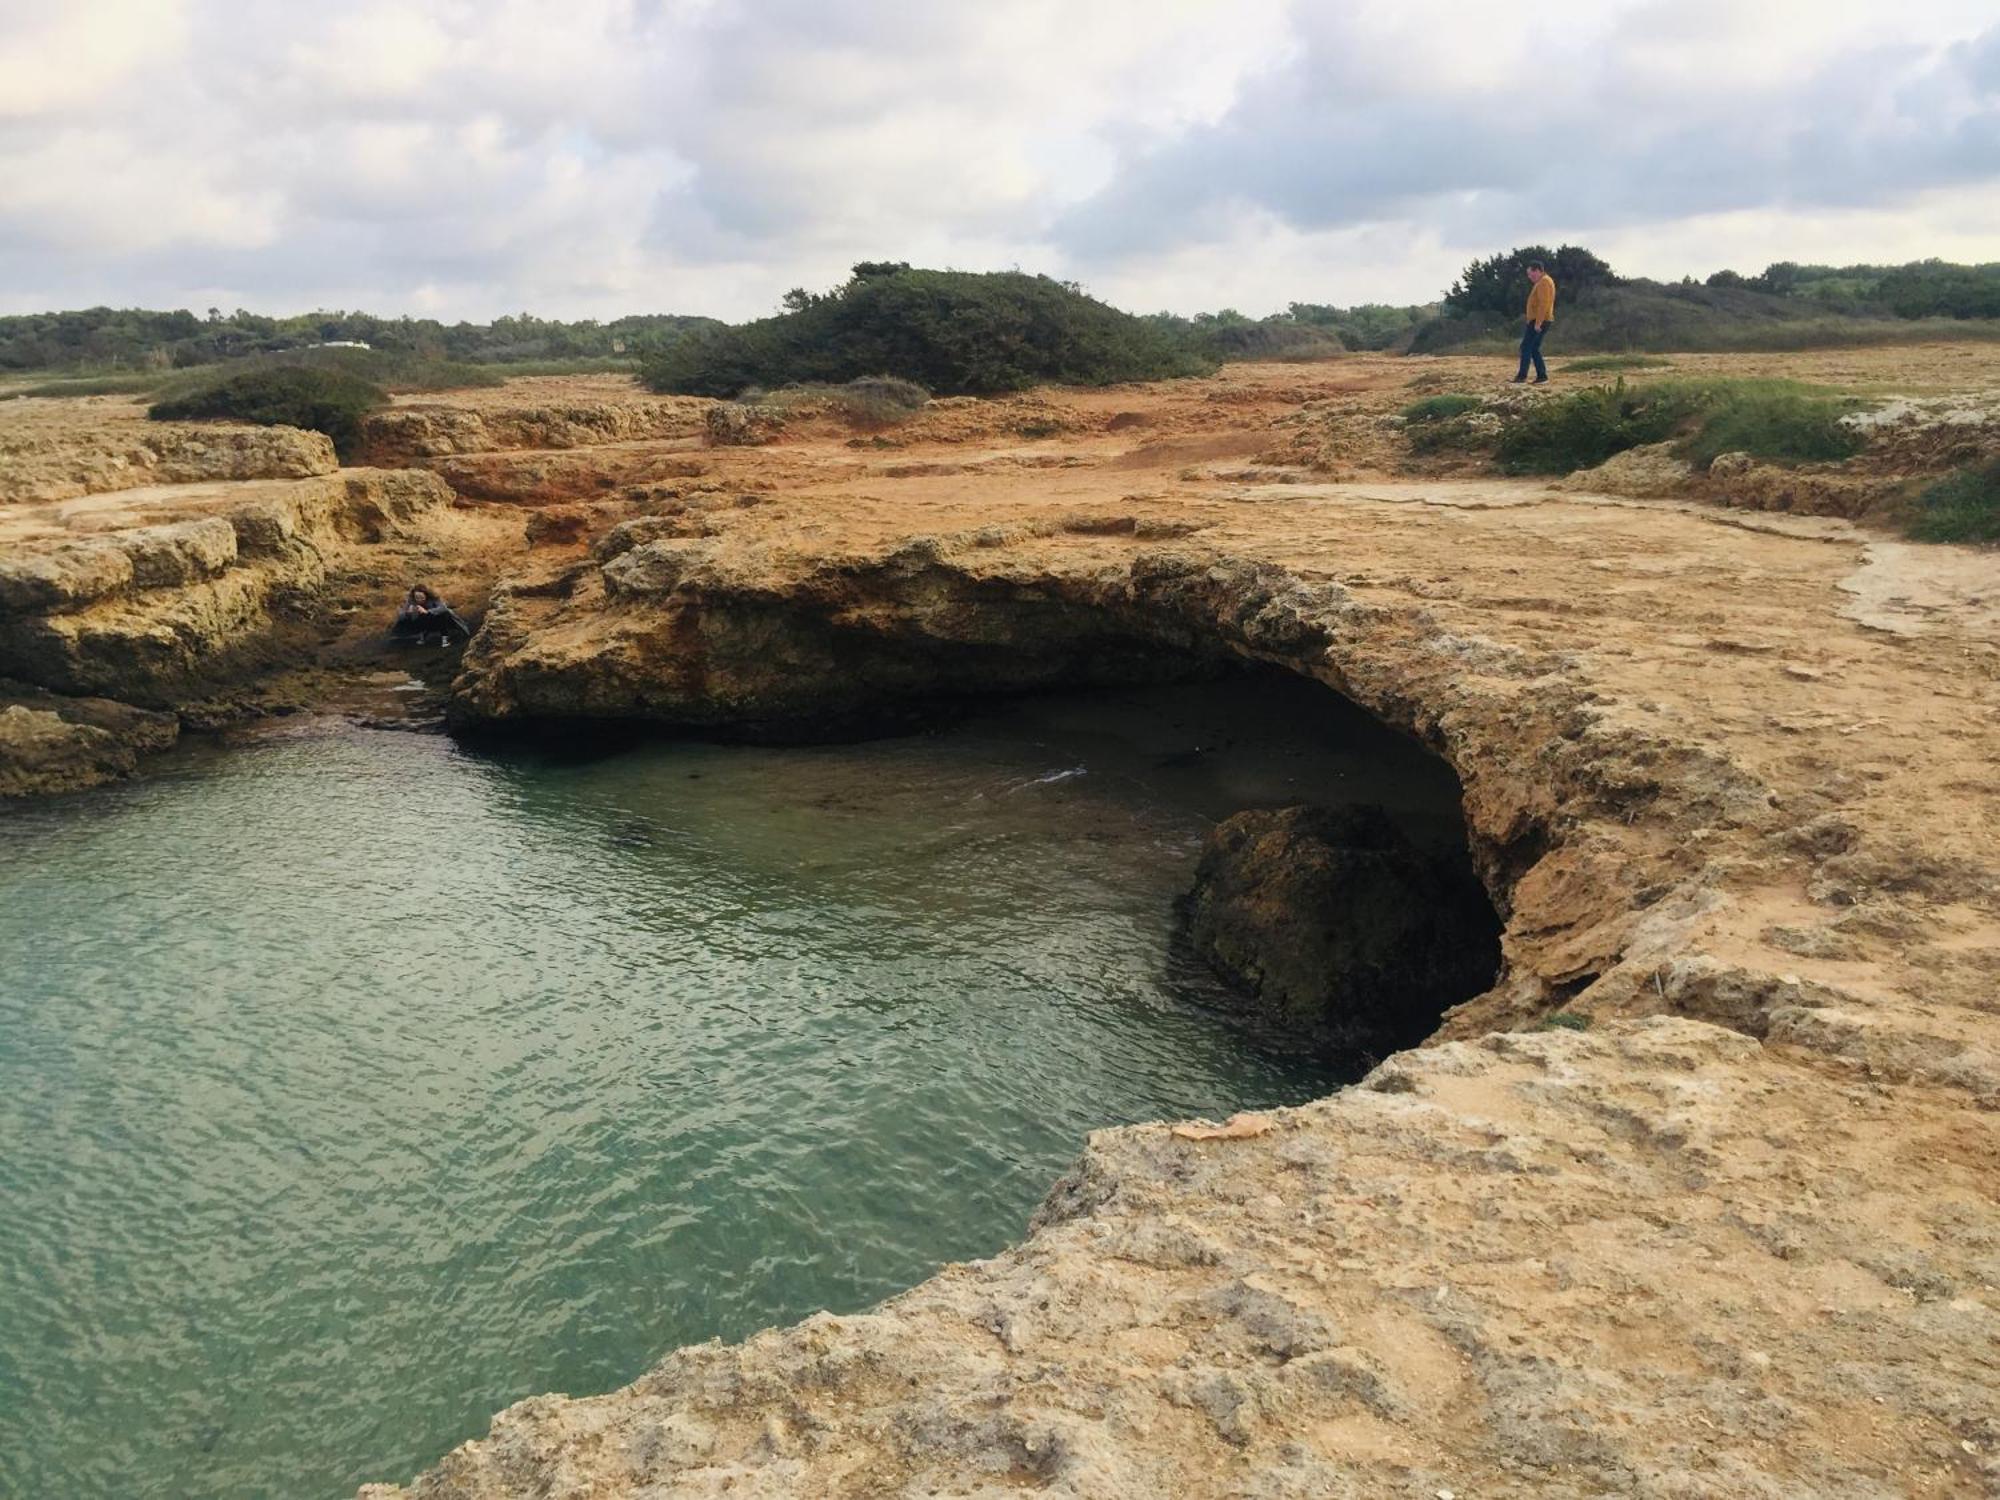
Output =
[
  {"x1": 643, "y1": 266, "x2": 1216, "y2": 397},
  {"x1": 1563, "y1": 354, "x2": 1673, "y2": 372},
  {"x1": 1190, "y1": 320, "x2": 1349, "y2": 362},
  {"x1": 148, "y1": 366, "x2": 388, "y2": 457},
  {"x1": 1401, "y1": 393, "x2": 1482, "y2": 423},
  {"x1": 488, "y1": 356, "x2": 640, "y2": 377},
  {"x1": 281, "y1": 346, "x2": 502, "y2": 392},
  {"x1": 1677, "y1": 387, "x2": 1863, "y2": 468},
  {"x1": 1496, "y1": 381, "x2": 1682, "y2": 473},
  {"x1": 1907, "y1": 462, "x2": 2000, "y2": 543},
  {"x1": 1496, "y1": 377, "x2": 1863, "y2": 475},
  {"x1": 1413, "y1": 275, "x2": 2000, "y2": 356}
]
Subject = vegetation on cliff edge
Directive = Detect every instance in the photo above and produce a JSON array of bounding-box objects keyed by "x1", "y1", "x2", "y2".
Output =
[
  {"x1": 1907, "y1": 461, "x2": 2000, "y2": 544},
  {"x1": 1494, "y1": 379, "x2": 1865, "y2": 475},
  {"x1": 148, "y1": 366, "x2": 388, "y2": 458},
  {"x1": 642, "y1": 265, "x2": 1215, "y2": 397}
]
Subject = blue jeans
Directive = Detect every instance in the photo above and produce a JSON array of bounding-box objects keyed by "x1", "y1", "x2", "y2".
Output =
[{"x1": 1516, "y1": 323, "x2": 1548, "y2": 381}]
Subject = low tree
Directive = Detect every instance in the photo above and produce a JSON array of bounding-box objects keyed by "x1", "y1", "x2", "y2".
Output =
[
  {"x1": 1444, "y1": 244, "x2": 1618, "y2": 317},
  {"x1": 641, "y1": 265, "x2": 1214, "y2": 397}
]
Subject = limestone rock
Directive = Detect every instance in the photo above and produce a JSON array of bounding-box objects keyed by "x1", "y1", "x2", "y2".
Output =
[
  {"x1": 0, "y1": 684, "x2": 178, "y2": 797},
  {"x1": 704, "y1": 403, "x2": 787, "y2": 447},
  {"x1": 1180, "y1": 804, "x2": 1501, "y2": 1056},
  {"x1": 0, "y1": 543, "x2": 135, "y2": 615},
  {"x1": 1557, "y1": 440, "x2": 1693, "y2": 498},
  {"x1": 0, "y1": 469, "x2": 454, "y2": 705},
  {"x1": 523, "y1": 506, "x2": 593, "y2": 547},
  {"x1": 0, "y1": 705, "x2": 131, "y2": 797},
  {"x1": 0, "y1": 422, "x2": 336, "y2": 504},
  {"x1": 355, "y1": 399, "x2": 707, "y2": 463}
]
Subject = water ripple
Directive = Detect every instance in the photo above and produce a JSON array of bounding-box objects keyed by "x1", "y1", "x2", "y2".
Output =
[{"x1": 0, "y1": 674, "x2": 1463, "y2": 1499}]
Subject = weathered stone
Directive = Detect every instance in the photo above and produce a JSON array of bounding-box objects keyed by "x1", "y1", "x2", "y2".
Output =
[
  {"x1": 121, "y1": 516, "x2": 239, "y2": 588},
  {"x1": 0, "y1": 704, "x2": 132, "y2": 797},
  {"x1": 0, "y1": 422, "x2": 336, "y2": 504},
  {"x1": 1180, "y1": 804, "x2": 1501, "y2": 1055},
  {"x1": 1557, "y1": 440, "x2": 1694, "y2": 498},
  {"x1": 0, "y1": 543, "x2": 135, "y2": 614},
  {"x1": 703, "y1": 403, "x2": 786, "y2": 447}
]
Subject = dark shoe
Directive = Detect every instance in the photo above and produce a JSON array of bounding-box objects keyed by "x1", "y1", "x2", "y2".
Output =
[
  {"x1": 1509, "y1": 377, "x2": 1528, "y2": 384},
  {"x1": 1532, "y1": 377, "x2": 1549, "y2": 384}
]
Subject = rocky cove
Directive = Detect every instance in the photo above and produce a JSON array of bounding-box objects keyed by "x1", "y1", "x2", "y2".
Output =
[{"x1": 2, "y1": 351, "x2": 1998, "y2": 1497}]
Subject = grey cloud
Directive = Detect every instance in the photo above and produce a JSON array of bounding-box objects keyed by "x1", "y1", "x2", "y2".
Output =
[
  {"x1": 1055, "y1": 23, "x2": 2000, "y2": 258},
  {"x1": 2, "y1": 1, "x2": 1995, "y2": 321}
]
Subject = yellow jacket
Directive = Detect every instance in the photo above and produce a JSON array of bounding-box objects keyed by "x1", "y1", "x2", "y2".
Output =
[{"x1": 1526, "y1": 274, "x2": 1557, "y2": 324}]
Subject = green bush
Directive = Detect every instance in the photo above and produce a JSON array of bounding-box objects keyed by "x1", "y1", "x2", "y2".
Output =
[
  {"x1": 148, "y1": 366, "x2": 388, "y2": 457},
  {"x1": 1907, "y1": 462, "x2": 2000, "y2": 543},
  {"x1": 1678, "y1": 388, "x2": 1863, "y2": 468},
  {"x1": 1190, "y1": 320, "x2": 1348, "y2": 362},
  {"x1": 1414, "y1": 274, "x2": 2000, "y2": 356},
  {"x1": 1496, "y1": 381, "x2": 1682, "y2": 473},
  {"x1": 1401, "y1": 393, "x2": 1482, "y2": 423},
  {"x1": 280, "y1": 346, "x2": 502, "y2": 392},
  {"x1": 643, "y1": 266, "x2": 1215, "y2": 397},
  {"x1": 1496, "y1": 377, "x2": 1864, "y2": 475}
]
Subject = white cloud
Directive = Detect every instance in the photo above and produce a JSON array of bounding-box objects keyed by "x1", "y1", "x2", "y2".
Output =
[
  {"x1": 0, "y1": 0, "x2": 190, "y2": 119},
  {"x1": 0, "y1": 0, "x2": 1993, "y2": 321}
]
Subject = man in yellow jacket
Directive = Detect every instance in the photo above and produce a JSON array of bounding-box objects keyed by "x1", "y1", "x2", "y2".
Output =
[{"x1": 1513, "y1": 262, "x2": 1556, "y2": 384}]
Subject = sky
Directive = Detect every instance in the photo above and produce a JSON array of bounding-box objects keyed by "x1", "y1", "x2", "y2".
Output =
[{"x1": 2, "y1": 0, "x2": 1996, "y2": 323}]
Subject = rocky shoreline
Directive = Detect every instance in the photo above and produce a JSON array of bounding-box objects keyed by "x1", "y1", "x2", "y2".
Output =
[{"x1": 3, "y1": 353, "x2": 1995, "y2": 1495}]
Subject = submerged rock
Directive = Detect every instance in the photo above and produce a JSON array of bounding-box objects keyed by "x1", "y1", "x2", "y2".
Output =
[{"x1": 1181, "y1": 804, "x2": 1501, "y2": 1057}]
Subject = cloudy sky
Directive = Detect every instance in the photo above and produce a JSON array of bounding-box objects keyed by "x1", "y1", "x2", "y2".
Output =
[{"x1": 3, "y1": 0, "x2": 1996, "y2": 323}]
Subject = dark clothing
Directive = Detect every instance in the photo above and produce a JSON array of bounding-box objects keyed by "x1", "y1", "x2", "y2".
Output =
[
  {"x1": 392, "y1": 600, "x2": 470, "y2": 642},
  {"x1": 1516, "y1": 322, "x2": 1548, "y2": 382}
]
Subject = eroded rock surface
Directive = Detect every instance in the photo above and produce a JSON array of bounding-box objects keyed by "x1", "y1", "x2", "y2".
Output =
[
  {"x1": 1180, "y1": 804, "x2": 1501, "y2": 1058},
  {"x1": 364, "y1": 1019, "x2": 1999, "y2": 1500},
  {"x1": 356, "y1": 397, "x2": 707, "y2": 464},
  {"x1": 0, "y1": 404, "x2": 337, "y2": 503},
  {"x1": 11, "y1": 355, "x2": 1998, "y2": 1496},
  {"x1": 0, "y1": 470, "x2": 455, "y2": 704},
  {"x1": 375, "y1": 347, "x2": 2000, "y2": 1499}
]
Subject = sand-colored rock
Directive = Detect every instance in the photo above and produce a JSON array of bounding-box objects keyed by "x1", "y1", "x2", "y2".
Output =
[
  {"x1": 0, "y1": 684, "x2": 178, "y2": 798},
  {"x1": 370, "y1": 347, "x2": 2000, "y2": 1498},
  {"x1": 365, "y1": 1018, "x2": 1999, "y2": 1500},
  {"x1": 1555, "y1": 440, "x2": 1693, "y2": 498},
  {"x1": 0, "y1": 399, "x2": 337, "y2": 503},
  {"x1": 0, "y1": 468, "x2": 456, "y2": 704},
  {"x1": 12, "y1": 353, "x2": 2000, "y2": 1497},
  {"x1": 355, "y1": 397, "x2": 708, "y2": 464}
]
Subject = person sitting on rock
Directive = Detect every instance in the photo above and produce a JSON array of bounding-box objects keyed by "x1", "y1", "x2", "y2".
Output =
[{"x1": 392, "y1": 584, "x2": 470, "y2": 646}]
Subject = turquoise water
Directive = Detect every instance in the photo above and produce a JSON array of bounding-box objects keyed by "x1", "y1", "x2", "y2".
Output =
[{"x1": 0, "y1": 673, "x2": 1465, "y2": 1498}]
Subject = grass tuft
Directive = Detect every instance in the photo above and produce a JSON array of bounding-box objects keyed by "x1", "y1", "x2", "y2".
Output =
[{"x1": 1906, "y1": 461, "x2": 2000, "y2": 543}]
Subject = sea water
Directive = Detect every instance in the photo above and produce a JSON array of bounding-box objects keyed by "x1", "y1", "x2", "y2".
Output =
[{"x1": 0, "y1": 672, "x2": 1467, "y2": 1497}]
